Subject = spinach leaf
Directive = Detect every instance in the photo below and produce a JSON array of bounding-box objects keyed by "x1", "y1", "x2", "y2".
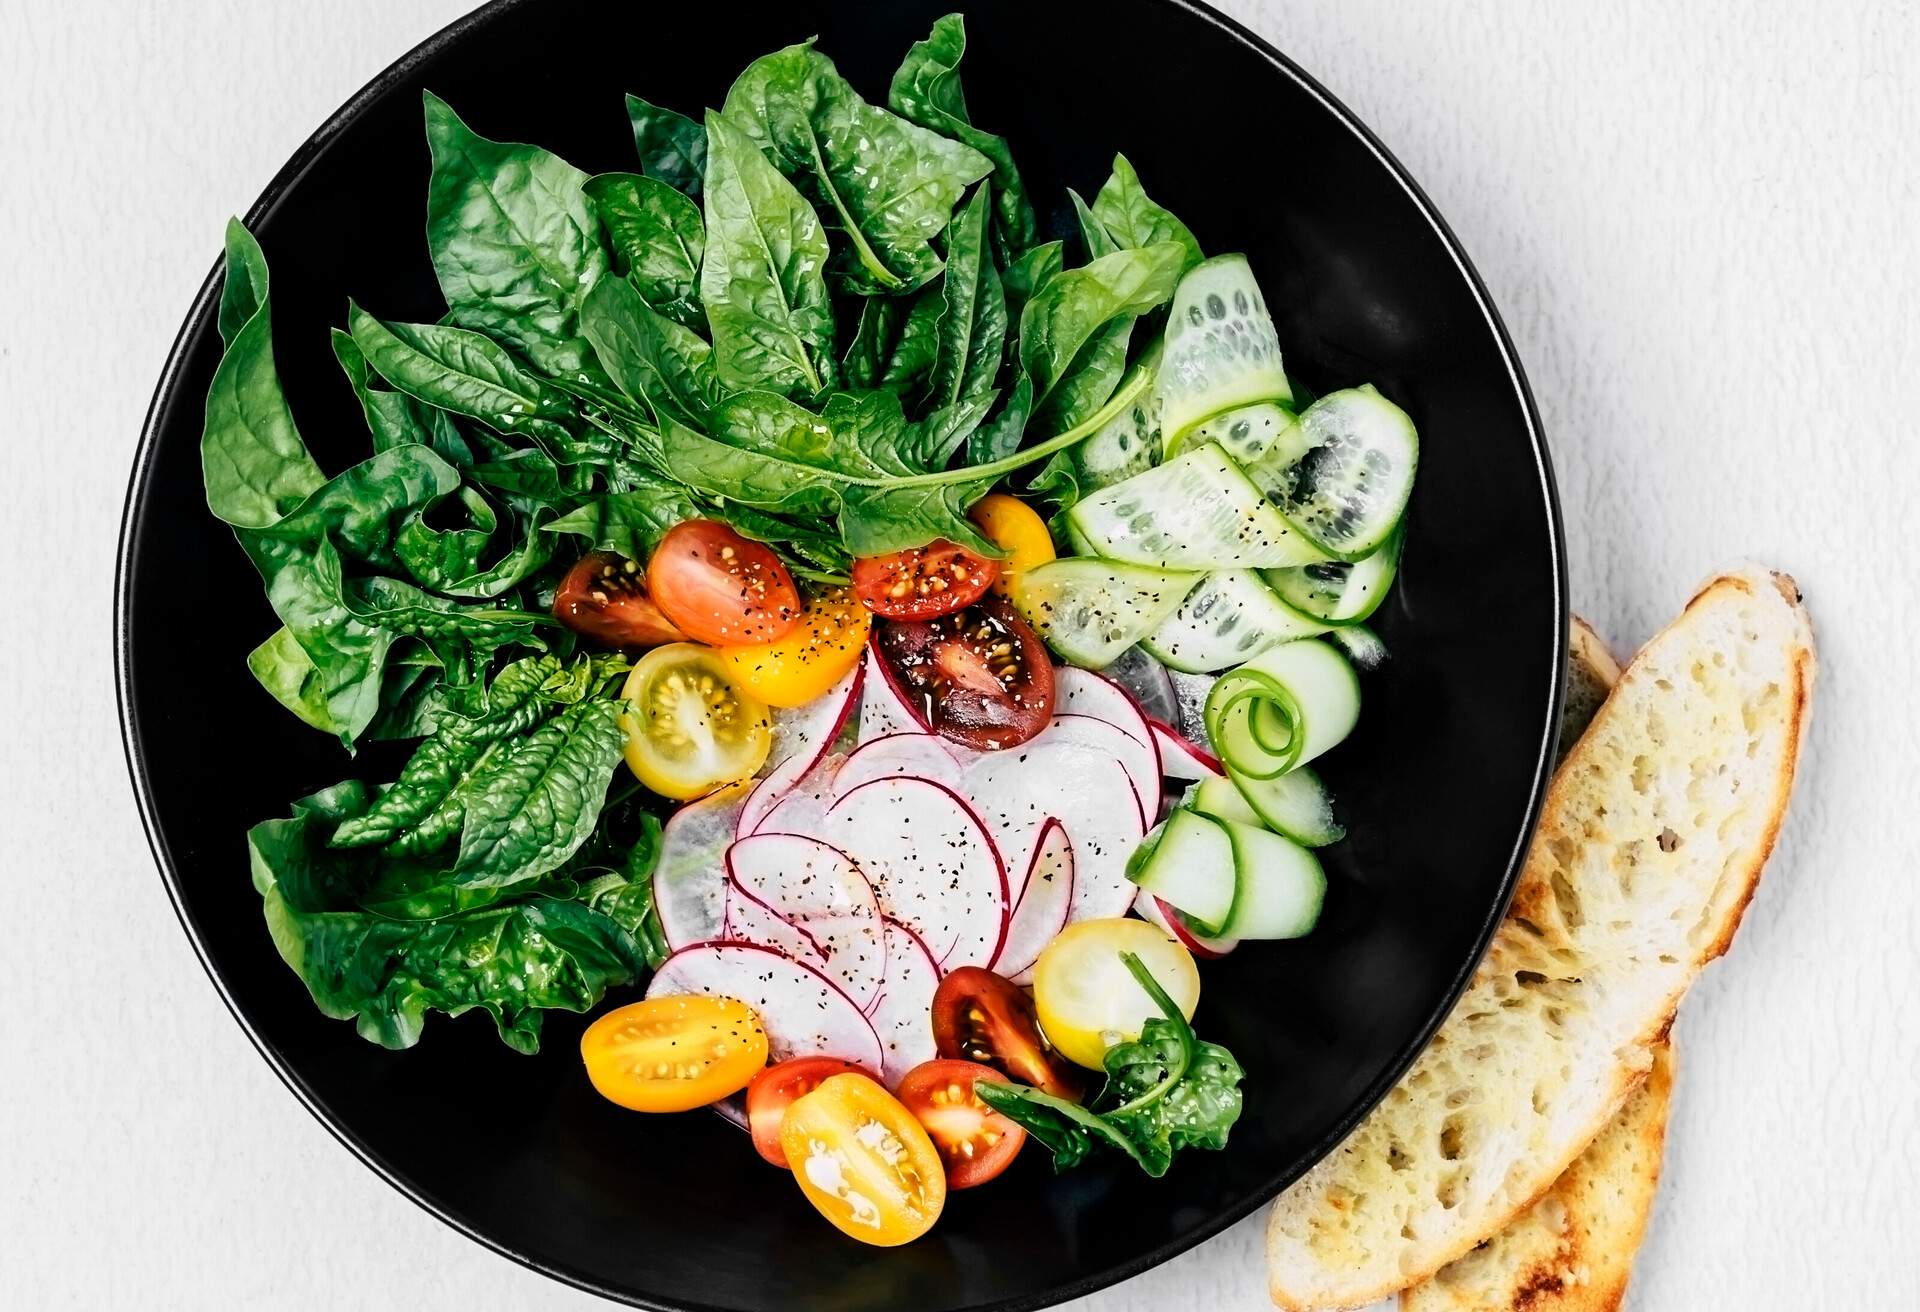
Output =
[
  {"x1": 1002, "y1": 239, "x2": 1065, "y2": 322},
  {"x1": 654, "y1": 419, "x2": 843, "y2": 516},
  {"x1": 579, "y1": 817, "x2": 671, "y2": 969},
  {"x1": 967, "y1": 374, "x2": 1033, "y2": 464},
  {"x1": 1070, "y1": 189, "x2": 1120, "y2": 261},
  {"x1": 246, "y1": 626, "x2": 362, "y2": 738},
  {"x1": 699, "y1": 111, "x2": 835, "y2": 396},
  {"x1": 841, "y1": 298, "x2": 899, "y2": 390},
  {"x1": 394, "y1": 488, "x2": 555, "y2": 599},
  {"x1": 1035, "y1": 317, "x2": 1133, "y2": 435},
  {"x1": 423, "y1": 92, "x2": 609, "y2": 381},
  {"x1": 341, "y1": 574, "x2": 546, "y2": 683},
  {"x1": 583, "y1": 172, "x2": 704, "y2": 327},
  {"x1": 331, "y1": 329, "x2": 473, "y2": 467},
  {"x1": 1020, "y1": 243, "x2": 1185, "y2": 403},
  {"x1": 882, "y1": 284, "x2": 944, "y2": 394},
  {"x1": 347, "y1": 304, "x2": 573, "y2": 440},
  {"x1": 714, "y1": 389, "x2": 916, "y2": 479},
  {"x1": 1091, "y1": 154, "x2": 1203, "y2": 271},
  {"x1": 887, "y1": 14, "x2": 1038, "y2": 258},
  {"x1": 241, "y1": 443, "x2": 462, "y2": 572},
  {"x1": 976, "y1": 953, "x2": 1243, "y2": 1177},
  {"x1": 579, "y1": 275, "x2": 724, "y2": 427},
  {"x1": 242, "y1": 539, "x2": 398, "y2": 745},
  {"x1": 723, "y1": 41, "x2": 992, "y2": 292},
  {"x1": 839, "y1": 477, "x2": 997, "y2": 558},
  {"x1": 467, "y1": 449, "x2": 575, "y2": 508},
  {"x1": 202, "y1": 220, "x2": 325, "y2": 528},
  {"x1": 625, "y1": 94, "x2": 707, "y2": 196},
  {"x1": 545, "y1": 481, "x2": 707, "y2": 561},
  {"x1": 929, "y1": 187, "x2": 1007, "y2": 411}
]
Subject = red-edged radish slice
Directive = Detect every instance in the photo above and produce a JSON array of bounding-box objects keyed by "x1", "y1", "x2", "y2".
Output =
[
  {"x1": 652, "y1": 781, "x2": 751, "y2": 950},
  {"x1": 1099, "y1": 646, "x2": 1179, "y2": 724},
  {"x1": 723, "y1": 894, "x2": 825, "y2": 964},
  {"x1": 823, "y1": 776, "x2": 1009, "y2": 969},
  {"x1": 743, "y1": 750, "x2": 846, "y2": 839},
  {"x1": 963, "y1": 742, "x2": 1144, "y2": 924},
  {"x1": 646, "y1": 942, "x2": 884, "y2": 1068},
  {"x1": 855, "y1": 639, "x2": 927, "y2": 743},
  {"x1": 1150, "y1": 718, "x2": 1222, "y2": 779},
  {"x1": 1054, "y1": 665, "x2": 1157, "y2": 746},
  {"x1": 992, "y1": 818, "x2": 1074, "y2": 984},
  {"x1": 863, "y1": 919, "x2": 942, "y2": 1086},
  {"x1": 765, "y1": 665, "x2": 860, "y2": 772},
  {"x1": 1134, "y1": 886, "x2": 1238, "y2": 959},
  {"x1": 1031, "y1": 712, "x2": 1159, "y2": 817},
  {"x1": 831, "y1": 732, "x2": 963, "y2": 798},
  {"x1": 726, "y1": 833, "x2": 886, "y2": 1010}
]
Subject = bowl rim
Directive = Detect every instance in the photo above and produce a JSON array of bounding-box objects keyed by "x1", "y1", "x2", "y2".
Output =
[{"x1": 112, "y1": 1, "x2": 1568, "y2": 1307}]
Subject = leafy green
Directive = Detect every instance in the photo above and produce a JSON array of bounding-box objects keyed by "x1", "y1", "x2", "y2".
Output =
[
  {"x1": 929, "y1": 187, "x2": 1007, "y2": 411},
  {"x1": 201, "y1": 220, "x2": 325, "y2": 528},
  {"x1": 544, "y1": 482, "x2": 705, "y2": 561},
  {"x1": 1021, "y1": 243, "x2": 1186, "y2": 404},
  {"x1": 699, "y1": 111, "x2": 836, "y2": 396},
  {"x1": 722, "y1": 40, "x2": 992, "y2": 292},
  {"x1": 887, "y1": 14, "x2": 1037, "y2": 258},
  {"x1": 1003, "y1": 240, "x2": 1065, "y2": 320},
  {"x1": 1070, "y1": 189, "x2": 1120, "y2": 261},
  {"x1": 331, "y1": 329, "x2": 473, "y2": 467},
  {"x1": 394, "y1": 489, "x2": 555, "y2": 599},
  {"x1": 625, "y1": 94, "x2": 706, "y2": 195},
  {"x1": 841, "y1": 297, "x2": 900, "y2": 391},
  {"x1": 347, "y1": 304, "x2": 573, "y2": 440},
  {"x1": 579, "y1": 275, "x2": 724, "y2": 427},
  {"x1": 1091, "y1": 154, "x2": 1203, "y2": 271},
  {"x1": 882, "y1": 285, "x2": 944, "y2": 393},
  {"x1": 584, "y1": 172, "x2": 704, "y2": 328},
  {"x1": 1036, "y1": 317, "x2": 1133, "y2": 435},
  {"x1": 975, "y1": 953, "x2": 1244, "y2": 1176},
  {"x1": 423, "y1": 92, "x2": 608, "y2": 380}
]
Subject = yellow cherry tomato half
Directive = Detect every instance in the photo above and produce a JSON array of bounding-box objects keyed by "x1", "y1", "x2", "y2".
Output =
[
  {"x1": 1030, "y1": 918, "x2": 1201, "y2": 1070},
  {"x1": 968, "y1": 494, "x2": 1056, "y2": 596},
  {"x1": 716, "y1": 587, "x2": 871, "y2": 708},
  {"x1": 620, "y1": 643, "x2": 772, "y2": 800},
  {"x1": 580, "y1": 994, "x2": 769, "y2": 1113},
  {"x1": 778, "y1": 1073, "x2": 947, "y2": 1246}
]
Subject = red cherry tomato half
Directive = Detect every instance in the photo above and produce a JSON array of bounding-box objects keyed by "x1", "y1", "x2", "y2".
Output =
[
  {"x1": 874, "y1": 597, "x2": 1055, "y2": 750},
  {"x1": 930, "y1": 967, "x2": 1083, "y2": 1101},
  {"x1": 895, "y1": 1059, "x2": 1026, "y2": 1189},
  {"x1": 745, "y1": 1056, "x2": 877, "y2": 1167},
  {"x1": 553, "y1": 551, "x2": 687, "y2": 648},
  {"x1": 647, "y1": 520, "x2": 802, "y2": 646},
  {"x1": 852, "y1": 540, "x2": 999, "y2": 621}
]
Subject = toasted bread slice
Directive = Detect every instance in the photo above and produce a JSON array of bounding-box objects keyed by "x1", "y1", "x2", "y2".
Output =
[
  {"x1": 1559, "y1": 617, "x2": 1623, "y2": 767},
  {"x1": 1266, "y1": 567, "x2": 1814, "y2": 1310},
  {"x1": 1399, "y1": 1039, "x2": 1675, "y2": 1312}
]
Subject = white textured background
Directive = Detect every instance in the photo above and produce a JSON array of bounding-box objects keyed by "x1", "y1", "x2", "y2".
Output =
[{"x1": 3, "y1": 1, "x2": 1915, "y2": 1308}]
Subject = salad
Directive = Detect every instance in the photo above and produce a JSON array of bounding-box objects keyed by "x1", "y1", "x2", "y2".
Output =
[{"x1": 207, "y1": 15, "x2": 1417, "y2": 1247}]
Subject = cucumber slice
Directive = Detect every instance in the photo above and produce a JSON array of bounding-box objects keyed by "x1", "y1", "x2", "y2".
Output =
[
  {"x1": 1326, "y1": 623, "x2": 1388, "y2": 671},
  {"x1": 1140, "y1": 569, "x2": 1328, "y2": 673},
  {"x1": 1157, "y1": 254, "x2": 1291, "y2": 440},
  {"x1": 1188, "y1": 774, "x2": 1261, "y2": 827},
  {"x1": 1262, "y1": 522, "x2": 1404, "y2": 626},
  {"x1": 1067, "y1": 443, "x2": 1332, "y2": 570},
  {"x1": 1170, "y1": 402, "x2": 1306, "y2": 467},
  {"x1": 1246, "y1": 385, "x2": 1418, "y2": 562},
  {"x1": 1218, "y1": 819, "x2": 1326, "y2": 939},
  {"x1": 1204, "y1": 639, "x2": 1360, "y2": 779},
  {"x1": 1014, "y1": 558, "x2": 1200, "y2": 667},
  {"x1": 1126, "y1": 809, "x2": 1236, "y2": 936},
  {"x1": 1227, "y1": 763, "x2": 1345, "y2": 847},
  {"x1": 1074, "y1": 388, "x2": 1162, "y2": 491}
]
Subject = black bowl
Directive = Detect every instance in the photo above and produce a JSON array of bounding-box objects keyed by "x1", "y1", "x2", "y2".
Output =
[{"x1": 116, "y1": 1, "x2": 1564, "y2": 1308}]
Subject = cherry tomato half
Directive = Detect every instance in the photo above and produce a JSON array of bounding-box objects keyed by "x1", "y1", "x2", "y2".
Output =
[
  {"x1": 553, "y1": 551, "x2": 686, "y2": 648},
  {"x1": 580, "y1": 995, "x2": 769, "y2": 1113},
  {"x1": 968, "y1": 494, "x2": 1056, "y2": 597},
  {"x1": 874, "y1": 597, "x2": 1056, "y2": 750},
  {"x1": 746, "y1": 1056, "x2": 878, "y2": 1167},
  {"x1": 647, "y1": 520, "x2": 802, "y2": 646},
  {"x1": 852, "y1": 540, "x2": 999, "y2": 621},
  {"x1": 895, "y1": 1059, "x2": 1026, "y2": 1189},
  {"x1": 930, "y1": 967, "x2": 1083, "y2": 1101},
  {"x1": 717, "y1": 587, "x2": 870, "y2": 709},
  {"x1": 779, "y1": 1073, "x2": 947, "y2": 1246}
]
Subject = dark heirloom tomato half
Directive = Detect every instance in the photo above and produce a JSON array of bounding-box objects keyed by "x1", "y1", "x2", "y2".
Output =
[
  {"x1": 553, "y1": 551, "x2": 686, "y2": 648},
  {"x1": 895, "y1": 1059, "x2": 1026, "y2": 1189},
  {"x1": 852, "y1": 540, "x2": 999, "y2": 621},
  {"x1": 930, "y1": 967, "x2": 1083, "y2": 1101},
  {"x1": 874, "y1": 598, "x2": 1055, "y2": 750},
  {"x1": 647, "y1": 520, "x2": 802, "y2": 646}
]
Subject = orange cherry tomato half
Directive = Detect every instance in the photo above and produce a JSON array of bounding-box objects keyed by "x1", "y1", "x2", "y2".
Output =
[
  {"x1": 778, "y1": 1073, "x2": 947, "y2": 1246},
  {"x1": 647, "y1": 520, "x2": 802, "y2": 646},
  {"x1": 895, "y1": 1059, "x2": 1026, "y2": 1189},
  {"x1": 852, "y1": 540, "x2": 999, "y2": 621},
  {"x1": 930, "y1": 967, "x2": 1083, "y2": 1101},
  {"x1": 553, "y1": 550, "x2": 686, "y2": 648},
  {"x1": 580, "y1": 995, "x2": 769, "y2": 1113},
  {"x1": 745, "y1": 1056, "x2": 879, "y2": 1167}
]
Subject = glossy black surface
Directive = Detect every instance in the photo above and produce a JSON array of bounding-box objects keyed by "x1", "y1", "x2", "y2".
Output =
[{"x1": 115, "y1": 2, "x2": 1564, "y2": 1308}]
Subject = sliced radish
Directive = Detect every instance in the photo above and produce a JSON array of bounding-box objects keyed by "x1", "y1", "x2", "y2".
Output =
[
  {"x1": 1054, "y1": 665, "x2": 1160, "y2": 766},
  {"x1": 864, "y1": 919, "x2": 942, "y2": 1086},
  {"x1": 832, "y1": 732, "x2": 964, "y2": 798},
  {"x1": 745, "y1": 751, "x2": 845, "y2": 839},
  {"x1": 1134, "y1": 886, "x2": 1238, "y2": 959},
  {"x1": 1031, "y1": 712, "x2": 1159, "y2": 818},
  {"x1": 823, "y1": 776, "x2": 1009, "y2": 969},
  {"x1": 646, "y1": 942, "x2": 884, "y2": 1068},
  {"x1": 1150, "y1": 719, "x2": 1223, "y2": 779},
  {"x1": 1099, "y1": 646, "x2": 1179, "y2": 724},
  {"x1": 963, "y1": 742, "x2": 1144, "y2": 924},
  {"x1": 767, "y1": 665, "x2": 861, "y2": 771},
  {"x1": 726, "y1": 833, "x2": 885, "y2": 1010},
  {"x1": 652, "y1": 781, "x2": 751, "y2": 950},
  {"x1": 992, "y1": 818, "x2": 1074, "y2": 984},
  {"x1": 855, "y1": 640, "x2": 926, "y2": 743},
  {"x1": 723, "y1": 894, "x2": 825, "y2": 964}
]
